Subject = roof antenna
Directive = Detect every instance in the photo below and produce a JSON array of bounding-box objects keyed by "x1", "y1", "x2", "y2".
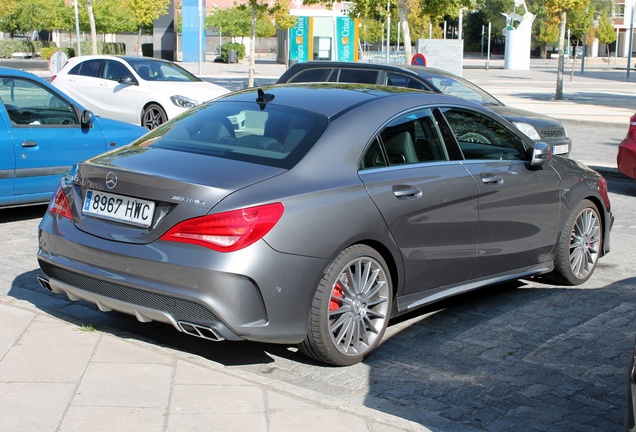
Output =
[{"x1": 256, "y1": 88, "x2": 275, "y2": 110}]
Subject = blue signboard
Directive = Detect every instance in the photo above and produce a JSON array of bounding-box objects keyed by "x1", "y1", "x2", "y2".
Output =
[{"x1": 289, "y1": 16, "x2": 310, "y2": 62}]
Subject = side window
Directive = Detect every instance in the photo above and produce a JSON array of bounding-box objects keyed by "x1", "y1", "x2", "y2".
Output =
[
  {"x1": 361, "y1": 138, "x2": 387, "y2": 169},
  {"x1": 386, "y1": 73, "x2": 427, "y2": 90},
  {"x1": 0, "y1": 78, "x2": 77, "y2": 127},
  {"x1": 441, "y1": 108, "x2": 527, "y2": 160},
  {"x1": 69, "y1": 59, "x2": 103, "y2": 78},
  {"x1": 104, "y1": 60, "x2": 133, "y2": 82},
  {"x1": 360, "y1": 108, "x2": 448, "y2": 169},
  {"x1": 290, "y1": 69, "x2": 336, "y2": 82},
  {"x1": 338, "y1": 69, "x2": 379, "y2": 84}
]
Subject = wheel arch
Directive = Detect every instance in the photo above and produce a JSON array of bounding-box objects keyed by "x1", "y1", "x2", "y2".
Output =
[
  {"x1": 580, "y1": 194, "x2": 611, "y2": 257},
  {"x1": 340, "y1": 239, "x2": 403, "y2": 311}
]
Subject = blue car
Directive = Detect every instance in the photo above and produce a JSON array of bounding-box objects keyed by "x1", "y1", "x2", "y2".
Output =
[{"x1": 0, "y1": 67, "x2": 147, "y2": 208}]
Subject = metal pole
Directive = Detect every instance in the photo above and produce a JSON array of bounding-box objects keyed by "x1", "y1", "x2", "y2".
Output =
[
  {"x1": 385, "y1": 2, "x2": 390, "y2": 63},
  {"x1": 628, "y1": 4, "x2": 634, "y2": 79},
  {"x1": 481, "y1": 25, "x2": 484, "y2": 57},
  {"x1": 487, "y1": 22, "x2": 491, "y2": 70},
  {"x1": 198, "y1": 0, "x2": 203, "y2": 75},
  {"x1": 581, "y1": 34, "x2": 586, "y2": 74}
]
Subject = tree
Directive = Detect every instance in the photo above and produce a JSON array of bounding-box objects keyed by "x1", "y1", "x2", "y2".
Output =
[
  {"x1": 566, "y1": 0, "x2": 592, "y2": 79},
  {"x1": 596, "y1": 10, "x2": 617, "y2": 59},
  {"x1": 545, "y1": 0, "x2": 587, "y2": 99},
  {"x1": 122, "y1": 0, "x2": 171, "y2": 55},
  {"x1": 206, "y1": 6, "x2": 252, "y2": 39}
]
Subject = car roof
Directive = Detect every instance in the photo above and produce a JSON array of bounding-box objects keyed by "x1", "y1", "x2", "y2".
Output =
[
  {"x1": 0, "y1": 67, "x2": 40, "y2": 79},
  {"x1": 215, "y1": 83, "x2": 482, "y2": 119},
  {"x1": 279, "y1": 61, "x2": 456, "y2": 80}
]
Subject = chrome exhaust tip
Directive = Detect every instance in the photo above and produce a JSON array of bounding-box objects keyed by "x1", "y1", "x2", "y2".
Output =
[
  {"x1": 178, "y1": 321, "x2": 225, "y2": 341},
  {"x1": 37, "y1": 275, "x2": 53, "y2": 292}
]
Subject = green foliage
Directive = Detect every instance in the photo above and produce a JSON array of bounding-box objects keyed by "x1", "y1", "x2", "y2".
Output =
[
  {"x1": 123, "y1": 0, "x2": 171, "y2": 31},
  {"x1": 220, "y1": 42, "x2": 246, "y2": 62},
  {"x1": 567, "y1": 0, "x2": 593, "y2": 40},
  {"x1": 596, "y1": 11, "x2": 617, "y2": 45},
  {"x1": 536, "y1": 22, "x2": 560, "y2": 46},
  {"x1": 0, "y1": 40, "x2": 56, "y2": 58},
  {"x1": 207, "y1": 6, "x2": 252, "y2": 37}
]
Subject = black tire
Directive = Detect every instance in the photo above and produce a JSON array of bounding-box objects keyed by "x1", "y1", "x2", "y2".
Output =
[
  {"x1": 141, "y1": 103, "x2": 167, "y2": 129},
  {"x1": 546, "y1": 199, "x2": 602, "y2": 285},
  {"x1": 299, "y1": 245, "x2": 392, "y2": 366}
]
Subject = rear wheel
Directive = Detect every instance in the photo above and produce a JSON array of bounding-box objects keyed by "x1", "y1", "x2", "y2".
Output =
[
  {"x1": 141, "y1": 103, "x2": 167, "y2": 129},
  {"x1": 547, "y1": 199, "x2": 602, "y2": 285},
  {"x1": 299, "y1": 245, "x2": 392, "y2": 366}
]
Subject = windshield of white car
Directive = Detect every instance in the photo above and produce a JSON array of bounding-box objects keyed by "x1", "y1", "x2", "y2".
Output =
[{"x1": 125, "y1": 59, "x2": 202, "y2": 82}]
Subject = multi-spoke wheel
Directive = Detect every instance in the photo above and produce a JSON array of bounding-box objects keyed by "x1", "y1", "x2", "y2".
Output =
[
  {"x1": 547, "y1": 199, "x2": 602, "y2": 285},
  {"x1": 141, "y1": 103, "x2": 167, "y2": 129},
  {"x1": 299, "y1": 245, "x2": 392, "y2": 366}
]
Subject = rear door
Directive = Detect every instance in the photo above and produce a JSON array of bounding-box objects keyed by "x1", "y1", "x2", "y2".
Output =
[{"x1": 359, "y1": 108, "x2": 479, "y2": 295}]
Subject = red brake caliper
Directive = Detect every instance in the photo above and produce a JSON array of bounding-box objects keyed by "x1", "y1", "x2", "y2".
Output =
[{"x1": 329, "y1": 282, "x2": 344, "y2": 311}]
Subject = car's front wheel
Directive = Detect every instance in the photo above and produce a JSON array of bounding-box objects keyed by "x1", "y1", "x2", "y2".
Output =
[
  {"x1": 547, "y1": 199, "x2": 602, "y2": 285},
  {"x1": 299, "y1": 245, "x2": 392, "y2": 366},
  {"x1": 141, "y1": 103, "x2": 167, "y2": 129}
]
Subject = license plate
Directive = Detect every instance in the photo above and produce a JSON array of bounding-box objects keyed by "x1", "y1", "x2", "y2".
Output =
[
  {"x1": 553, "y1": 144, "x2": 569, "y2": 155},
  {"x1": 83, "y1": 190, "x2": 155, "y2": 228}
]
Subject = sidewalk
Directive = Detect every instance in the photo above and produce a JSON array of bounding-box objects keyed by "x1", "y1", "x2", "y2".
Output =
[{"x1": 0, "y1": 298, "x2": 424, "y2": 432}]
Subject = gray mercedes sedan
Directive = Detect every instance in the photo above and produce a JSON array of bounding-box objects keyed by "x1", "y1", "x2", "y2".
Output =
[{"x1": 37, "y1": 84, "x2": 612, "y2": 366}]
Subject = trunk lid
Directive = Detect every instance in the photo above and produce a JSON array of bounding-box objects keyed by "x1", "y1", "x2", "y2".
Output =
[{"x1": 70, "y1": 145, "x2": 285, "y2": 243}]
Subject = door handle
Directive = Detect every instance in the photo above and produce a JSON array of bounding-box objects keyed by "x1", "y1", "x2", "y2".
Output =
[
  {"x1": 392, "y1": 185, "x2": 422, "y2": 200},
  {"x1": 21, "y1": 140, "x2": 37, "y2": 148},
  {"x1": 481, "y1": 174, "x2": 503, "y2": 185}
]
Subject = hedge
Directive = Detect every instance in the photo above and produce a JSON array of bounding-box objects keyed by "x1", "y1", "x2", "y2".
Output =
[
  {"x1": 0, "y1": 40, "x2": 57, "y2": 59},
  {"x1": 220, "y1": 42, "x2": 245, "y2": 63},
  {"x1": 0, "y1": 40, "x2": 126, "y2": 59}
]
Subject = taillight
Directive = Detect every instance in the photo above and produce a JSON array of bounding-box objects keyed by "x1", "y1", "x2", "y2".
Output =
[
  {"x1": 47, "y1": 185, "x2": 72, "y2": 220},
  {"x1": 160, "y1": 203, "x2": 284, "y2": 252},
  {"x1": 629, "y1": 114, "x2": 636, "y2": 138}
]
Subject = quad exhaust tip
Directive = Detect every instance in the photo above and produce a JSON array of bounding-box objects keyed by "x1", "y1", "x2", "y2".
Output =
[
  {"x1": 36, "y1": 275, "x2": 225, "y2": 342},
  {"x1": 37, "y1": 275, "x2": 53, "y2": 292},
  {"x1": 178, "y1": 321, "x2": 225, "y2": 341}
]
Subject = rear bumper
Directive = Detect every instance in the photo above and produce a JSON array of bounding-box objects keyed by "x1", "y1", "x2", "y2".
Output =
[{"x1": 37, "y1": 216, "x2": 328, "y2": 345}]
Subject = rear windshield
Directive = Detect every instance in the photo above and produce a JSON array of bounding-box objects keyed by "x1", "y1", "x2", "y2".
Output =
[{"x1": 147, "y1": 101, "x2": 329, "y2": 169}]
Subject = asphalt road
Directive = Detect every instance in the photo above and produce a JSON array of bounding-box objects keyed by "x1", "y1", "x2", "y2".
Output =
[{"x1": 2, "y1": 119, "x2": 635, "y2": 432}]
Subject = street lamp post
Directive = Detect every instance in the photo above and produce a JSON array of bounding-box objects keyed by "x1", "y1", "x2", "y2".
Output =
[{"x1": 628, "y1": 3, "x2": 634, "y2": 79}]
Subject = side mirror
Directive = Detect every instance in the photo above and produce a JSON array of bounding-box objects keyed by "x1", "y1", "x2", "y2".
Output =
[
  {"x1": 81, "y1": 110, "x2": 95, "y2": 126},
  {"x1": 531, "y1": 141, "x2": 552, "y2": 166}
]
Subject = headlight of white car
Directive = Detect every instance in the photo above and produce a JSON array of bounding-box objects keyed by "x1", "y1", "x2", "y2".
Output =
[
  {"x1": 170, "y1": 95, "x2": 199, "y2": 109},
  {"x1": 512, "y1": 121, "x2": 541, "y2": 141}
]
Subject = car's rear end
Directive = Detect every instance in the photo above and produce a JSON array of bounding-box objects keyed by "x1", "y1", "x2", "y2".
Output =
[{"x1": 617, "y1": 113, "x2": 636, "y2": 179}]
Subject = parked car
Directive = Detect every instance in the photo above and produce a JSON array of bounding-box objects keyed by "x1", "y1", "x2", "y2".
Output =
[
  {"x1": 37, "y1": 84, "x2": 612, "y2": 366},
  {"x1": 0, "y1": 67, "x2": 147, "y2": 208},
  {"x1": 617, "y1": 112, "x2": 636, "y2": 179},
  {"x1": 277, "y1": 61, "x2": 572, "y2": 156},
  {"x1": 50, "y1": 55, "x2": 229, "y2": 129}
]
